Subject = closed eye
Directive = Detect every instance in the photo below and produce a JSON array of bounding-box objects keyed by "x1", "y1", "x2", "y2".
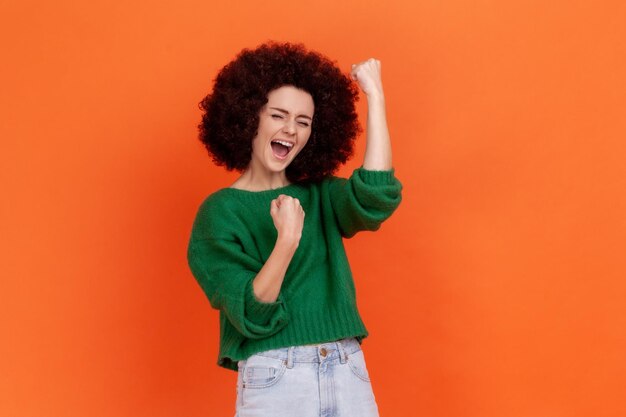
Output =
[{"x1": 272, "y1": 114, "x2": 310, "y2": 127}]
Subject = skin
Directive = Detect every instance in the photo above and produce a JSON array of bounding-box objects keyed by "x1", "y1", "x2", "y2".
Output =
[
  {"x1": 235, "y1": 60, "x2": 393, "y2": 303},
  {"x1": 351, "y1": 59, "x2": 393, "y2": 171},
  {"x1": 231, "y1": 85, "x2": 315, "y2": 192}
]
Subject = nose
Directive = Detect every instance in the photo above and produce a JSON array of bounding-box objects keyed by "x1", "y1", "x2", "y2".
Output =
[{"x1": 282, "y1": 119, "x2": 296, "y2": 135}]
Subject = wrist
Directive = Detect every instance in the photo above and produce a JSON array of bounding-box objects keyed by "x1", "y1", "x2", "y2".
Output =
[
  {"x1": 276, "y1": 233, "x2": 300, "y2": 251},
  {"x1": 366, "y1": 91, "x2": 385, "y2": 104}
]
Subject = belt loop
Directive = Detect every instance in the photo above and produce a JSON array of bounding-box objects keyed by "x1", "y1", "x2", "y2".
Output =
[
  {"x1": 337, "y1": 339, "x2": 347, "y2": 364},
  {"x1": 286, "y1": 346, "x2": 294, "y2": 368}
]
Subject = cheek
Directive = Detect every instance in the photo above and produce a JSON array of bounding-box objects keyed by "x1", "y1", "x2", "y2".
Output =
[
  {"x1": 300, "y1": 132, "x2": 312, "y2": 149},
  {"x1": 250, "y1": 135, "x2": 265, "y2": 157}
]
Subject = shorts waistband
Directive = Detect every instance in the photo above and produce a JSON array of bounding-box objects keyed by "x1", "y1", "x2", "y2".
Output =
[{"x1": 240, "y1": 337, "x2": 361, "y2": 369}]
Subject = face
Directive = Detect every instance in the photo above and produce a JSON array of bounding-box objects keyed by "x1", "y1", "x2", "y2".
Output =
[{"x1": 249, "y1": 85, "x2": 314, "y2": 176}]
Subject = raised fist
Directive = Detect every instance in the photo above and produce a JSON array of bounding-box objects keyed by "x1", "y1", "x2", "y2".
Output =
[
  {"x1": 270, "y1": 194, "x2": 305, "y2": 244},
  {"x1": 350, "y1": 58, "x2": 384, "y2": 99}
]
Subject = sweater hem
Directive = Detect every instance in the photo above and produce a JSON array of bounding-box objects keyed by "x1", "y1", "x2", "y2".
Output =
[{"x1": 217, "y1": 327, "x2": 370, "y2": 372}]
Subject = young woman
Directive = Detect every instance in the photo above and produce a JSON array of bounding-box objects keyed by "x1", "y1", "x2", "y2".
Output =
[{"x1": 187, "y1": 41, "x2": 402, "y2": 417}]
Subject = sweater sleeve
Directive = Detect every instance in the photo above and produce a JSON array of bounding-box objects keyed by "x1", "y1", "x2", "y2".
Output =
[
  {"x1": 328, "y1": 167, "x2": 403, "y2": 238},
  {"x1": 187, "y1": 236, "x2": 290, "y2": 339}
]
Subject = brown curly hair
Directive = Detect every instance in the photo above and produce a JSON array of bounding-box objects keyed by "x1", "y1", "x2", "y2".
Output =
[{"x1": 197, "y1": 41, "x2": 362, "y2": 183}]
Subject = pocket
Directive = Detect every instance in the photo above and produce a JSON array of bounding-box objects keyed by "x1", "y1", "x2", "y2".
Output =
[
  {"x1": 347, "y1": 349, "x2": 371, "y2": 382},
  {"x1": 241, "y1": 354, "x2": 287, "y2": 389}
]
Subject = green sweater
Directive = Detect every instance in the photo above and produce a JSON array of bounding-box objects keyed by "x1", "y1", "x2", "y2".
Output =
[{"x1": 186, "y1": 167, "x2": 402, "y2": 371}]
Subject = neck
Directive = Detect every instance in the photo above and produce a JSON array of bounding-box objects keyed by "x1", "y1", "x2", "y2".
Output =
[{"x1": 233, "y1": 164, "x2": 291, "y2": 191}]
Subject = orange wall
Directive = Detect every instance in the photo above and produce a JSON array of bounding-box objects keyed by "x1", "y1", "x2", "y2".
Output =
[{"x1": 2, "y1": 1, "x2": 625, "y2": 416}]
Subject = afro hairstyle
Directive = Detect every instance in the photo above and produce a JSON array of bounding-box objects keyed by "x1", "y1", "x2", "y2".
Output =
[{"x1": 197, "y1": 40, "x2": 362, "y2": 183}]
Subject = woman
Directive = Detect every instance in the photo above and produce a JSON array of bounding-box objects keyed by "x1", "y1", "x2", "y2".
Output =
[{"x1": 187, "y1": 41, "x2": 402, "y2": 417}]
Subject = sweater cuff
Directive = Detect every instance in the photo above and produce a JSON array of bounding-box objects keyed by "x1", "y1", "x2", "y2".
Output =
[
  {"x1": 244, "y1": 278, "x2": 287, "y2": 325},
  {"x1": 356, "y1": 167, "x2": 397, "y2": 186}
]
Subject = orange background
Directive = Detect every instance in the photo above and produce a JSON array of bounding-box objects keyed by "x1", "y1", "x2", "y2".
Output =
[{"x1": 2, "y1": 1, "x2": 625, "y2": 416}]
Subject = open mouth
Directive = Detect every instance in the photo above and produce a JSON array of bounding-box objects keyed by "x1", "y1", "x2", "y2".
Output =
[{"x1": 270, "y1": 139, "x2": 294, "y2": 159}]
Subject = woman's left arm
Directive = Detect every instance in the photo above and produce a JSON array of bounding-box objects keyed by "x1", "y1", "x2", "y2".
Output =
[
  {"x1": 323, "y1": 59, "x2": 400, "y2": 238},
  {"x1": 350, "y1": 58, "x2": 392, "y2": 170}
]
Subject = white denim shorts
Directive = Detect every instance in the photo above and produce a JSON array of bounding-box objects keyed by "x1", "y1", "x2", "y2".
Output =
[{"x1": 234, "y1": 337, "x2": 379, "y2": 417}]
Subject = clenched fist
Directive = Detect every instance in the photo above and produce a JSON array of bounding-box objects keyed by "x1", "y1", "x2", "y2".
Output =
[
  {"x1": 270, "y1": 194, "x2": 305, "y2": 245},
  {"x1": 350, "y1": 58, "x2": 384, "y2": 100}
]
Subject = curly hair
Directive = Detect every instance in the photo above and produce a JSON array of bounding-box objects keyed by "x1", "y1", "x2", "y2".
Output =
[{"x1": 197, "y1": 41, "x2": 362, "y2": 183}]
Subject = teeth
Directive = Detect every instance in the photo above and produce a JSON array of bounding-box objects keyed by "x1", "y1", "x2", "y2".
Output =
[{"x1": 273, "y1": 140, "x2": 294, "y2": 148}]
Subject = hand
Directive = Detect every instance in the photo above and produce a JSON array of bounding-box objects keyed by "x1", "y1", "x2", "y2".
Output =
[
  {"x1": 350, "y1": 58, "x2": 384, "y2": 100},
  {"x1": 270, "y1": 194, "x2": 305, "y2": 245}
]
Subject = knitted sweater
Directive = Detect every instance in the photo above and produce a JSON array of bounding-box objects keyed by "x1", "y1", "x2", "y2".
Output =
[{"x1": 186, "y1": 167, "x2": 402, "y2": 371}]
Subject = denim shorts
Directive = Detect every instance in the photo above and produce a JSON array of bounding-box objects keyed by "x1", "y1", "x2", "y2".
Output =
[{"x1": 234, "y1": 337, "x2": 379, "y2": 417}]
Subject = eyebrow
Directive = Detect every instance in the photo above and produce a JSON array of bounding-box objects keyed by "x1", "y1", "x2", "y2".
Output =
[{"x1": 269, "y1": 107, "x2": 313, "y2": 121}]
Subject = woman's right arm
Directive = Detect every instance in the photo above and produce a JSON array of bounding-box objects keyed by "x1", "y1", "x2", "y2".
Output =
[
  {"x1": 252, "y1": 194, "x2": 305, "y2": 303},
  {"x1": 187, "y1": 194, "x2": 304, "y2": 339}
]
